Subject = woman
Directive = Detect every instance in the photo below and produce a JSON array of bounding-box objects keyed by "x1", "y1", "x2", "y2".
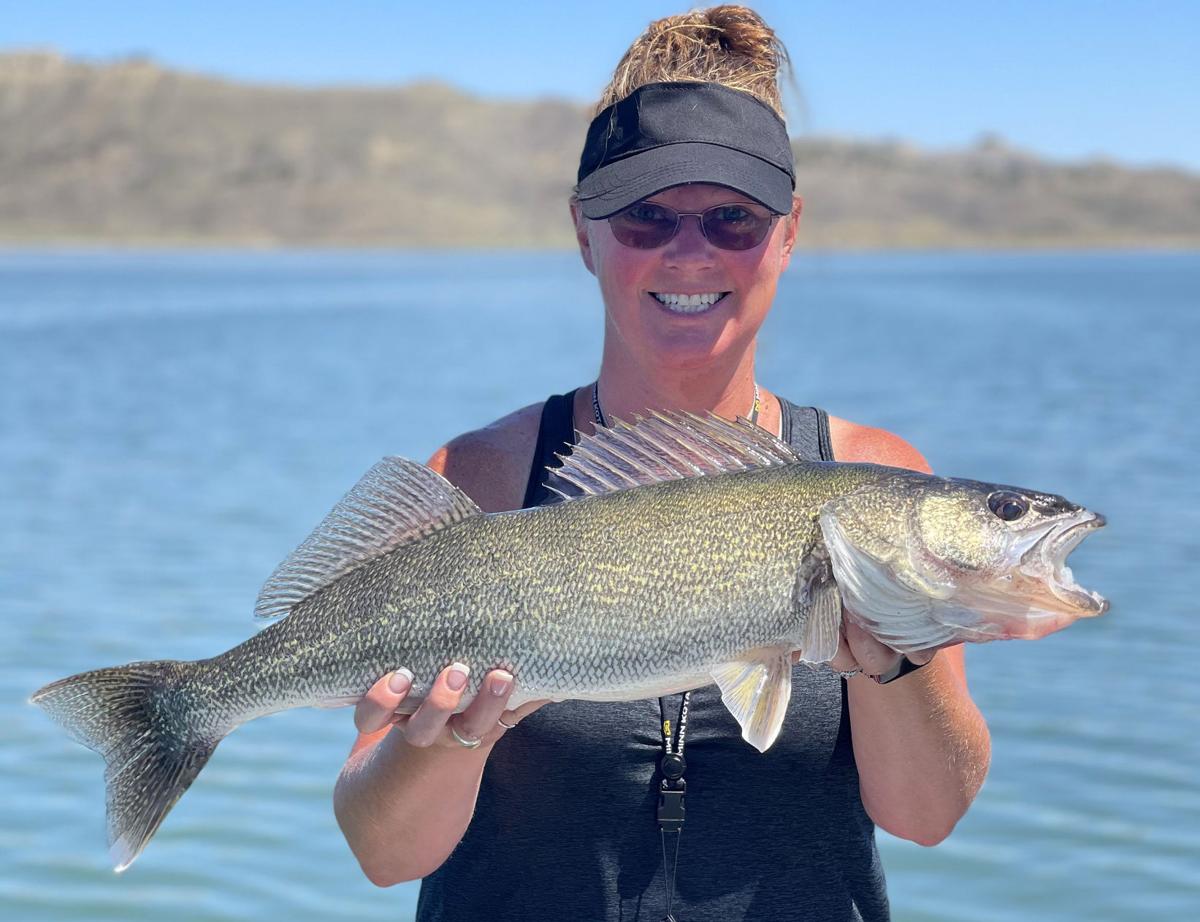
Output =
[{"x1": 334, "y1": 7, "x2": 990, "y2": 920}]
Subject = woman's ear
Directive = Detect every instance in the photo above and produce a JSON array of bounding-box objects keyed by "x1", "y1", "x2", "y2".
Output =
[
  {"x1": 779, "y1": 195, "x2": 803, "y2": 268},
  {"x1": 569, "y1": 199, "x2": 596, "y2": 275}
]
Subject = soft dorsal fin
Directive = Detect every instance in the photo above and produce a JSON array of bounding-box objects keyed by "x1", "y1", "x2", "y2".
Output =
[
  {"x1": 254, "y1": 457, "x2": 481, "y2": 619},
  {"x1": 547, "y1": 411, "x2": 800, "y2": 500}
]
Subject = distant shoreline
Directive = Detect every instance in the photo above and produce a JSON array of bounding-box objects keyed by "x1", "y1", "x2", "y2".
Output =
[
  {"x1": 4, "y1": 51, "x2": 1198, "y2": 250},
  {"x1": 2, "y1": 236, "x2": 1197, "y2": 253}
]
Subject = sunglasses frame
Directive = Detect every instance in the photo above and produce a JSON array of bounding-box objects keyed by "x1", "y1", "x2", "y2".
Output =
[{"x1": 606, "y1": 200, "x2": 780, "y2": 251}]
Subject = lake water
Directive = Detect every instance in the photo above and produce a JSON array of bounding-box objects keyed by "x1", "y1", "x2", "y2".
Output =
[{"x1": 1, "y1": 248, "x2": 1197, "y2": 920}]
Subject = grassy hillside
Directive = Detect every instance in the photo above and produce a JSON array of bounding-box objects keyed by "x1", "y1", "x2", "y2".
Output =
[{"x1": 2, "y1": 51, "x2": 1197, "y2": 248}]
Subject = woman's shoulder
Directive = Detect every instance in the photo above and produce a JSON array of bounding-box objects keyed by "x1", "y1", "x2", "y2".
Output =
[
  {"x1": 827, "y1": 414, "x2": 932, "y2": 474},
  {"x1": 426, "y1": 401, "x2": 547, "y2": 512}
]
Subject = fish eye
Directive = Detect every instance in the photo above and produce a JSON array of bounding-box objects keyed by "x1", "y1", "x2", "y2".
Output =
[{"x1": 988, "y1": 491, "x2": 1029, "y2": 522}]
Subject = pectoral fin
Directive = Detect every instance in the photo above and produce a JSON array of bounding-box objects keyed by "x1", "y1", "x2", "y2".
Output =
[
  {"x1": 710, "y1": 646, "x2": 794, "y2": 753},
  {"x1": 793, "y1": 545, "x2": 844, "y2": 664}
]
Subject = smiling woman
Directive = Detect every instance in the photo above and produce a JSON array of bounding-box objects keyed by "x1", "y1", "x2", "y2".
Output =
[
  {"x1": 332, "y1": 6, "x2": 991, "y2": 920},
  {"x1": 577, "y1": 180, "x2": 798, "y2": 379}
]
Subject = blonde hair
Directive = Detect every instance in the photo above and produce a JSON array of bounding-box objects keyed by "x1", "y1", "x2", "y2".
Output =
[{"x1": 595, "y1": 5, "x2": 791, "y2": 120}]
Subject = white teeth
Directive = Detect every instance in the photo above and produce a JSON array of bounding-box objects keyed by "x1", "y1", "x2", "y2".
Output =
[{"x1": 651, "y1": 292, "x2": 727, "y2": 313}]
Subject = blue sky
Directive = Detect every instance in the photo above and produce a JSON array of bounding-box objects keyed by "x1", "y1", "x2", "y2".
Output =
[{"x1": 5, "y1": 1, "x2": 1197, "y2": 169}]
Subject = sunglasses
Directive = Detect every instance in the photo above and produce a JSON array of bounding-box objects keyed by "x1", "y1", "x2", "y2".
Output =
[{"x1": 607, "y1": 200, "x2": 779, "y2": 251}]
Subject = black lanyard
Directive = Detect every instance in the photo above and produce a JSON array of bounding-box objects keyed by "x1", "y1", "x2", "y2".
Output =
[
  {"x1": 657, "y1": 691, "x2": 691, "y2": 922},
  {"x1": 588, "y1": 390, "x2": 710, "y2": 919}
]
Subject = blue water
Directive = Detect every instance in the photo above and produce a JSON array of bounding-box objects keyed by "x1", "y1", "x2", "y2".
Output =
[{"x1": 2, "y1": 248, "x2": 1197, "y2": 920}]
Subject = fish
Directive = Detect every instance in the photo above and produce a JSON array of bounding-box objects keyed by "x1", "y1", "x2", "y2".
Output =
[{"x1": 30, "y1": 412, "x2": 1108, "y2": 871}]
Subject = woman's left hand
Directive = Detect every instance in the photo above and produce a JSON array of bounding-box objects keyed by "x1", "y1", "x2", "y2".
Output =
[
  {"x1": 830, "y1": 619, "x2": 938, "y2": 678},
  {"x1": 792, "y1": 617, "x2": 938, "y2": 678}
]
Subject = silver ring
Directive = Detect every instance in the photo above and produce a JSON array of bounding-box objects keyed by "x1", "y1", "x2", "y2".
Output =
[
  {"x1": 449, "y1": 724, "x2": 482, "y2": 749},
  {"x1": 497, "y1": 716, "x2": 517, "y2": 730},
  {"x1": 836, "y1": 667, "x2": 862, "y2": 679}
]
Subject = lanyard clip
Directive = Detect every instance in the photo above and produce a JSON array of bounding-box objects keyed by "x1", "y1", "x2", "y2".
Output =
[{"x1": 657, "y1": 780, "x2": 686, "y2": 830}]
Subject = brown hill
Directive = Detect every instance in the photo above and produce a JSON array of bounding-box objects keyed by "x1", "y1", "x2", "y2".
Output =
[{"x1": 2, "y1": 51, "x2": 1197, "y2": 248}]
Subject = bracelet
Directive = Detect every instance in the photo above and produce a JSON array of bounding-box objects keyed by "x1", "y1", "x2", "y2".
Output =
[{"x1": 870, "y1": 655, "x2": 930, "y2": 685}]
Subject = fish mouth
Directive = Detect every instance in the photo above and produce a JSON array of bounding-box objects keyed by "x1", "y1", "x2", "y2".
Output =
[{"x1": 1018, "y1": 511, "x2": 1109, "y2": 618}]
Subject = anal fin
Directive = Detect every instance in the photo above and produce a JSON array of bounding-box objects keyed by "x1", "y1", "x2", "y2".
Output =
[{"x1": 710, "y1": 646, "x2": 794, "y2": 753}]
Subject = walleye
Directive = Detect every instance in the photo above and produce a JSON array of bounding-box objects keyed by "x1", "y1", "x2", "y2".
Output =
[{"x1": 31, "y1": 412, "x2": 1107, "y2": 871}]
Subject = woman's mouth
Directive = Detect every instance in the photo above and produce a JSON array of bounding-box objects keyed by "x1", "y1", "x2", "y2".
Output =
[{"x1": 650, "y1": 291, "x2": 730, "y2": 314}]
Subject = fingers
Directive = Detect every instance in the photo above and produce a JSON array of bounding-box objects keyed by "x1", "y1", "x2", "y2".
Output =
[
  {"x1": 841, "y1": 620, "x2": 904, "y2": 677},
  {"x1": 501, "y1": 698, "x2": 551, "y2": 728},
  {"x1": 827, "y1": 632, "x2": 860, "y2": 673},
  {"x1": 355, "y1": 665, "x2": 550, "y2": 749},
  {"x1": 906, "y1": 648, "x2": 938, "y2": 666},
  {"x1": 404, "y1": 662, "x2": 472, "y2": 747},
  {"x1": 835, "y1": 616, "x2": 946, "y2": 681},
  {"x1": 452, "y1": 670, "x2": 516, "y2": 742},
  {"x1": 354, "y1": 669, "x2": 413, "y2": 734}
]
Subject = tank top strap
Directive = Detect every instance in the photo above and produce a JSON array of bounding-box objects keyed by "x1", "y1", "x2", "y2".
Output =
[
  {"x1": 520, "y1": 390, "x2": 579, "y2": 509},
  {"x1": 777, "y1": 398, "x2": 835, "y2": 462}
]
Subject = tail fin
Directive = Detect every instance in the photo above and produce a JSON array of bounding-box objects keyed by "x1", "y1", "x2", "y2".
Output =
[{"x1": 30, "y1": 660, "x2": 222, "y2": 872}]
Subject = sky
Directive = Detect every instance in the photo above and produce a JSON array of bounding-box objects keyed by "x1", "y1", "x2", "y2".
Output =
[{"x1": 4, "y1": 0, "x2": 1198, "y2": 170}]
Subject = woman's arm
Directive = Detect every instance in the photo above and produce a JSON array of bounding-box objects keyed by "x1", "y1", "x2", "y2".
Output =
[
  {"x1": 333, "y1": 664, "x2": 537, "y2": 885},
  {"x1": 333, "y1": 406, "x2": 548, "y2": 885},
  {"x1": 845, "y1": 643, "x2": 988, "y2": 845},
  {"x1": 829, "y1": 418, "x2": 992, "y2": 845}
]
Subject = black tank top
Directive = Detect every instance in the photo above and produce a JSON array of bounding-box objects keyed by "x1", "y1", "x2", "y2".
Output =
[{"x1": 416, "y1": 393, "x2": 889, "y2": 922}]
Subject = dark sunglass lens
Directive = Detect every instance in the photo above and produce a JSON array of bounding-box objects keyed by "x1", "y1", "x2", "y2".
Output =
[
  {"x1": 609, "y1": 202, "x2": 678, "y2": 248},
  {"x1": 702, "y1": 204, "x2": 774, "y2": 250}
]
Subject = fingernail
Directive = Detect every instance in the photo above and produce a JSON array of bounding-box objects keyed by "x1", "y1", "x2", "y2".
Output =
[
  {"x1": 388, "y1": 669, "x2": 413, "y2": 694},
  {"x1": 490, "y1": 674, "x2": 512, "y2": 696},
  {"x1": 446, "y1": 663, "x2": 469, "y2": 691}
]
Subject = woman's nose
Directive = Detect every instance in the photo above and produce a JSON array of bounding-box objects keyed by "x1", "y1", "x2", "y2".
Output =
[{"x1": 661, "y1": 214, "x2": 716, "y2": 266}]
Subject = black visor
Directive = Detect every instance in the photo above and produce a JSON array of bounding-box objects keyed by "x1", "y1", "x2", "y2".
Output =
[{"x1": 576, "y1": 82, "x2": 795, "y2": 219}]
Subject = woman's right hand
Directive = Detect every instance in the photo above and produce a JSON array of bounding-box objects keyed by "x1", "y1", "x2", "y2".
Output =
[
  {"x1": 353, "y1": 664, "x2": 548, "y2": 748},
  {"x1": 337, "y1": 665, "x2": 549, "y2": 884}
]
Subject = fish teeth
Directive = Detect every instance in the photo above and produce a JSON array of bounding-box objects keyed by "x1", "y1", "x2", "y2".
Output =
[{"x1": 652, "y1": 292, "x2": 727, "y2": 313}]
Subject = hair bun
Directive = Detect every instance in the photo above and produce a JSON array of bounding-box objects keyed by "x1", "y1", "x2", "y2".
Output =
[{"x1": 596, "y1": 5, "x2": 791, "y2": 118}]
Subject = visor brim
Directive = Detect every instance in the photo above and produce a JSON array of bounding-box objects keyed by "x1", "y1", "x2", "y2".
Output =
[{"x1": 576, "y1": 142, "x2": 794, "y2": 219}]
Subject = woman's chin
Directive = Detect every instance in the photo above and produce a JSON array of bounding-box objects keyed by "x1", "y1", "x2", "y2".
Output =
[
  {"x1": 636, "y1": 331, "x2": 739, "y2": 371},
  {"x1": 604, "y1": 292, "x2": 755, "y2": 373}
]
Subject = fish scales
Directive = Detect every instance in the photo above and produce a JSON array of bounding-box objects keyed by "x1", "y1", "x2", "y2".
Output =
[{"x1": 203, "y1": 464, "x2": 846, "y2": 721}]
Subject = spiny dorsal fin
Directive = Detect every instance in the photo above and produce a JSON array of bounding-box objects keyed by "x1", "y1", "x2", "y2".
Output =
[
  {"x1": 547, "y1": 410, "x2": 800, "y2": 500},
  {"x1": 254, "y1": 457, "x2": 481, "y2": 619}
]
